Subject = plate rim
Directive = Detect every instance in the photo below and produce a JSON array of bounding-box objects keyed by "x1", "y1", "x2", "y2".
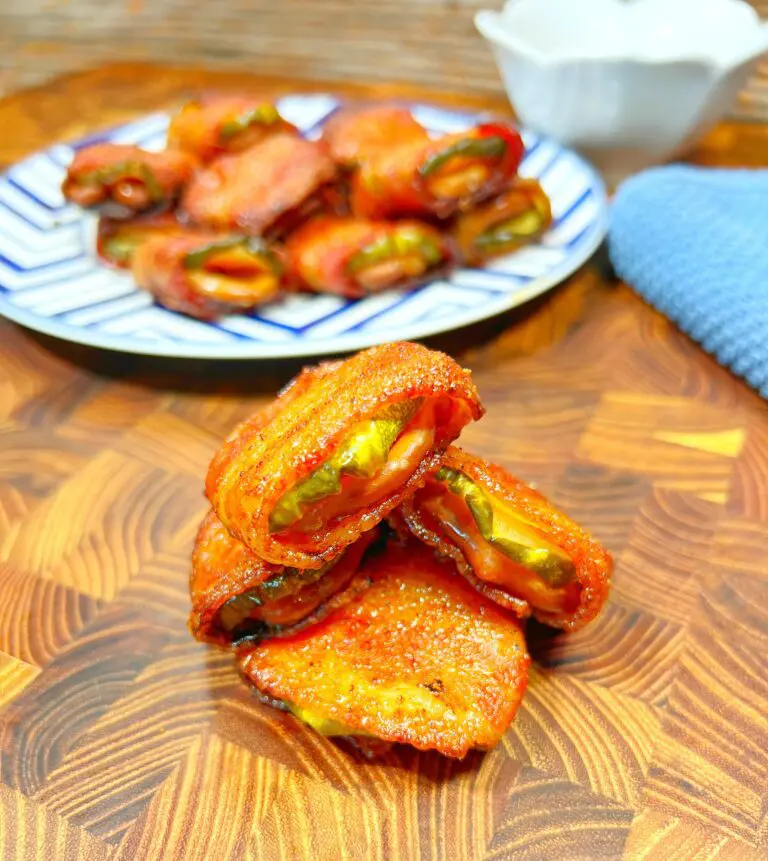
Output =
[{"x1": 0, "y1": 96, "x2": 609, "y2": 360}]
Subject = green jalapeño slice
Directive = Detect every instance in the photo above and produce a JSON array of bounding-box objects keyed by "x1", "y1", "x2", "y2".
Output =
[
  {"x1": 434, "y1": 466, "x2": 575, "y2": 588},
  {"x1": 81, "y1": 161, "x2": 163, "y2": 202},
  {"x1": 345, "y1": 227, "x2": 442, "y2": 277},
  {"x1": 217, "y1": 559, "x2": 337, "y2": 634},
  {"x1": 269, "y1": 398, "x2": 423, "y2": 533},
  {"x1": 219, "y1": 104, "x2": 281, "y2": 140},
  {"x1": 419, "y1": 136, "x2": 507, "y2": 177},
  {"x1": 474, "y1": 208, "x2": 548, "y2": 252}
]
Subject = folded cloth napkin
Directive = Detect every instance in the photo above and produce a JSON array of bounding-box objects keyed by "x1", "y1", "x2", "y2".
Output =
[{"x1": 608, "y1": 165, "x2": 768, "y2": 399}]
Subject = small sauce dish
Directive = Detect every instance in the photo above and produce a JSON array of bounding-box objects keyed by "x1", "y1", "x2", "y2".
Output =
[{"x1": 476, "y1": 0, "x2": 768, "y2": 182}]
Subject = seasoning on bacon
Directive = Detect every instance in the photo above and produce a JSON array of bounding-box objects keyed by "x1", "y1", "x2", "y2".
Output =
[
  {"x1": 132, "y1": 231, "x2": 284, "y2": 320},
  {"x1": 205, "y1": 341, "x2": 484, "y2": 569},
  {"x1": 168, "y1": 95, "x2": 298, "y2": 163},
  {"x1": 181, "y1": 133, "x2": 339, "y2": 239},
  {"x1": 394, "y1": 447, "x2": 613, "y2": 631},
  {"x1": 287, "y1": 215, "x2": 454, "y2": 298},
  {"x1": 239, "y1": 540, "x2": 530, "y2": 758},
  {"x1": 62, "y1": 143, "x2": 198, "y2": 219}
]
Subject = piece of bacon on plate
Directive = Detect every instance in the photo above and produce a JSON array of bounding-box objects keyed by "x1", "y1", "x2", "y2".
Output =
[
  {"x1": 321, "y1": 103, "x2": 429, "y2": 169},
  {"x1": 167, "y1": 95, "x2": 298, "y2": 163},
  {"x1": 350, "y1": 122, "x2": 525, "y2": 220},
  {"x1": 392, "y1": 446, "x2": 613, "y2": 631},
  {"x1": 181, "y1": 133, "x2": 339, "y2": 239},
  {"x1": 286, "y1": 215, "x2": 454, "y2": 298},
  {"x1": 452, "y1": 177, "x2": 552, "y2": 265},
  {"x1": 205, "y1": 341, "x2": 483, "y2": 570},
  {"x1": 132, "y1": 231, "x2": 285, "y2": 320},
  {"x1": 62, "y1": 143, "x2": 198, "y2": 219},
  {"x1": 238, "y1": 539, "x2": 530, "y2": 759}
]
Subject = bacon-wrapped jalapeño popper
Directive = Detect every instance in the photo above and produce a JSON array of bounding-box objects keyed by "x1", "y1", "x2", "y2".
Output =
[
  {"x1": 96, "y1": 212, "x2": 186, "y2": 269},
  {"x1": 189, "y1": 509, "x2": 376, "y2": 647},
  {"x1": 452, "y1": 178, "x2": 552, "y2": 266},
  {"x1": 286, "y1": 216, "x2": 454, "y2": 298},
  {"x1": 62, "y1": 144, "x2": 198, "y2": 218},
  {"x1": 394, "y1": 447, "x2": 612, "y2": 631},
  {"x1": 321, "y1": 104, "x2": 429, "y2": 169},
  {"x1": 205, "y1": 341, "x2": 484, "y2": 569},
  {"x1": 350, "y1": 122, "x2": 525, "y2": 220},
  {"x1": 239, "y1": 540, "x2": 530, "y2": 758},
  {"x1": 132, "y1": 231, "x2": 284, "y2": 320},
  {"x1": 167, "y1": 96, "x2": 298, "y2": 163},
  {"x1": 181, "y1": 133, "x2": 339, "y2": 239}
]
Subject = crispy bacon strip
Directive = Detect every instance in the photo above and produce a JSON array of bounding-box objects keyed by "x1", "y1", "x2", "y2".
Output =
[
  {"x1": 321, "y1": 104, "x2": 429, "y2": 168},
  {"x1": 168, "y1": 96, "x2": 298, "y2": 163},
  {"x1": 286, "y1": 215, "x2": 454, "y2": 298},
  {"x1": 452, "y1": 178, "x2": 552, "y2": 266},
  {"x1": 132, "y1": 231, "x2": 284, "y2": 320},
  {"x1": 62, "y1": 143, "x2": 197, "y2": 218},
  {"x1": 206, "y1": 342, "x2": 483, "y2": 569},
  {"x1": 181, "y1": 133, "x2": 338, "y2": 238},
  {"x1": 96, "y1": 212, "x2": 185, "y2": 269},
  {"x1": 350, "y1": 123, "x2": 524, "y2": 220},
  {"x1": 239, "y1": 540, "x2": 530, "y2": 758},
  {"x1": 189, "y1": 509, "x2": 376, "y2": 646},
  {"x1": 395, "y1": 447, "x2": 613, "y2": 631}
]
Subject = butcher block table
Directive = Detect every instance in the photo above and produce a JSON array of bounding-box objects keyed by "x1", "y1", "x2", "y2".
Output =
[{"x1": 1, "y1": 65, "x2": 767, "y2": 861}]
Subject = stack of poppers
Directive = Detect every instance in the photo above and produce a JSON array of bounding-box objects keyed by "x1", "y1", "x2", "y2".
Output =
[
  {"x1": 192, "y1": 342, "x2": 612, "y2": 758},
  {"x1": 61, "y1": 97, "x2": 553, "y2": 320}
]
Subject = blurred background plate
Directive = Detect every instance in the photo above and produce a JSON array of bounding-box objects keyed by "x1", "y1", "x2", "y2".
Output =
[{"x1": 0, "y1": 93, "x2": 608, "y2": 359}]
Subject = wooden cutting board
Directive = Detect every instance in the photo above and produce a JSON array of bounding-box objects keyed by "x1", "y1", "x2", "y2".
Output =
[{"x1": 0, "y1": 66, "x2": 766, "y2": 861}]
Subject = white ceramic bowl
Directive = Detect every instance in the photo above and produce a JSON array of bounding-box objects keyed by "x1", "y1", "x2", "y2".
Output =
[{"x1": 476, "y1": 0, "x2": 768, "y2": 183}]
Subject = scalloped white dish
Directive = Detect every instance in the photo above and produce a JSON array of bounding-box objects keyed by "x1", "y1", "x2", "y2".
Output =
[
  {"x1": 476, "y1": 0, "x2": 768, "y2": 180},
  {"x1": 0, "y1": 94, "x2": 608, "y2": 360}
]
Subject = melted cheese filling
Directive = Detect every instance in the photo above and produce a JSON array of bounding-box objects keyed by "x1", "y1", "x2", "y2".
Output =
[{"x1": 423, "y1": 491, "x2": 581, "y2": 615}]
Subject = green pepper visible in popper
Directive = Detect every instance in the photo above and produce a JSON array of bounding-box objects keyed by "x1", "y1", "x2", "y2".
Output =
[
  {"x1": 419, "y1": 136, "x2": 508, "y2": 178},
  {"x1": 269, "y1": 398, "x2": 423, "y2": 533},
  {"x1": 217, "y1": 559, "x2": 336, "y2": 633},
  {"x1": 220, "y1": 104, "x2": 281, "y2": 140},
  {"x1": 434, "y1": 466, "x2": 576, "y2": 588},
  {"x1": 345, "y1": 227, "x2": 443, "y2": 276},
  {"x1": 473, "y1": 209, "x2": 549, "y2": 251},
  {"x1": 80, "y1": 161, "x2": 164, "y2": 203},
  {"x1": 101, "y1": 234, "x2": 139, "y2": 265},
  {"x1": 182, "y1": 235, "x2": 282, "y2": 273}
]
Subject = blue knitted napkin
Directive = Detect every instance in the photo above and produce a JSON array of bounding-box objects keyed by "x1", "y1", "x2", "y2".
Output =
[{"x1": 608, "y1": 165, "x2": 768, "y2": 399}]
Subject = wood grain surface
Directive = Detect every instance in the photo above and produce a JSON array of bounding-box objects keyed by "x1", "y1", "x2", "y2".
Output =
[
  {"x1": 1, "y1": 2, "x2": 767, "y2": 125},
  {"x1": 1, "y1": 66, "x2": 767, "y2": 861}
]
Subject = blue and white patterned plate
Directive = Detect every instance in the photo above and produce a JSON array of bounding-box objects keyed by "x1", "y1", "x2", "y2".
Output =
[{"x1": 0, "y1": 94, "x2": 607, "y2": 359}]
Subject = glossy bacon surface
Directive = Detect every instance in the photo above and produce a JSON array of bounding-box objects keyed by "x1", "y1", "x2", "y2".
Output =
[
  {"x1": 396, "y1": 447, "x2": 613, "y2": 631},
  {"x1": 62, "y1": 143, "x2": 197, "y2": 217},
  {"x1": 239, "y1": 540, "x2": 530, "y2": 758},
  {"x1": 181, "y1": 133, "x2": 338, "y2": 237},
  {"x1": 168, "y1": 96, "x2": 298, "y2": 163},
  {"x1": 350, "y1": 123, "x2": 525, "y2": 220},
  {"x1": 321, "y1": 104, "x2": 429, "y2": 168},
  {"x1": 189, "y1": 509, "x2": 375, "y2": 646},
  {"x1": 205, "y1": 342, "x2": 483, "y2": 569},
  {"x1": 452, "y1": 178, "x2": 552, "y2": 266},
  {"x1": 96, "y1": 212, "x2": 185, "y2": 269},
  {"x1": 286, "y1": 215, "x2": 454, "y2": 298},
  {"x1": 132, "y1": 231, "x2": 284, "y2": 320}
]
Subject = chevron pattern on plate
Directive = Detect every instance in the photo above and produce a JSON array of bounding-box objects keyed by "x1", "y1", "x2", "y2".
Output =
[{"x1": 0, "y1": 95, "x2": 607, "y2": 359}]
